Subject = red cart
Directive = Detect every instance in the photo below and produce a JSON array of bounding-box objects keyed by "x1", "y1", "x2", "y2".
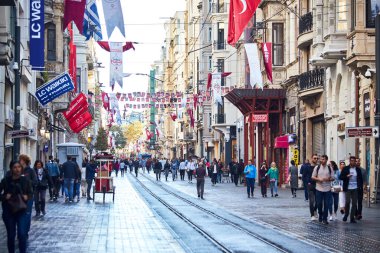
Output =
[{"x1": 93, "y1": 157, "x2": 115, "y2": 203}]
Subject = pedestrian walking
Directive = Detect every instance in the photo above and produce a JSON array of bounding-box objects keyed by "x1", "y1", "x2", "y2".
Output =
[
  {"x1": 73, "y1": 160, "x2": 82, "y2": 202},
  {"x1": 304, "y1": 155, "x2": 319, "y2": 220},
  {"x1": 134, "y1": 159, "x2": 140, "y2": 177},
  {"x1": 61, "y1": 156, "x2": 79, "y2": 203},
  {"x1": 120, "y1": 160, "x2": 125, "y2": 177},
  {"x1": 164, "y1": 160, "x2": 171, "y2": 181},
  {"x1": 129, "y1": 159, "x2": 134, "y2": 173},
  {"x1": 0, "y1": 161, "x2": 33, "y2": 253},
  {"x1": 231, "y1": 159, "x2": 239, "y2": 187},
  {"x1": 179, "y1": 159, "x2": 186, "y2": 181},
  {"x1": 195, "y1": 162, "x2": 207, "y2": 199},
  {"x1": 146, "y1": 158, "x2": 152, "y2": 174},
  {"x1": 142, "y1": 158, "x2": 147, "y2": 173},
  {"x1": 86, "y1": 159, "x2": 96, "y2": 201},
  {"x1": 259, "y1": 162, "x2": 268, "y2": 197},
  {"x1": 18, "y1": 154, "x2": 37, "y2": 238},
  {"x1": 340, "y1": 156, "x2": 363, "y2": 223},
  {"x1": 244, "y1": 160, "x2": 256, "y2": 198},
  {"x1": 114, "y1": 160, "x2": 120, "y2": 177},
  {"x1": 33, "y1": 160, "x2": 51, "y2": 216},
  {"x1": 338, "y1": 161, "x2": 346, "y2": 215},
  {"x1": 188, "y1": 159, "x2": 196, "y2": 183},
  {"x1": 288, "y1": 160, "x2": 299, "y2": 198},
  {"x1": 217, "y1": 159, "x2": 223, "y2": 183},
  {"x1": 312, "y1": 155, "x2": 334, "y2": 224},
  {"x1": 329, "y1": 161, "x2": 340, "y2": 221},
  {"x1": 355, "y1": 158, "x2": 367, "y2": 220},
  {"x1": 300, "y1": 159, "x2": 311, "y2": 201},
  {"x1": 171, "y1": 159, "x2": 178, "y2": 181},
  {"x1": 266, "y1": 162, "x2": 279, "y2": 197},
  {"x1": 154, "y1": 159, "x2": 162, "y2": 181},
  {"x1": 238, "y1": 159, "x2": 245, "y2": 184},
  {"x1": 46, "y1": 155, "x2": 60, "y2": 201},
  {"x1": 211, "y1": 159, "x2": 219, "y2": 186}
]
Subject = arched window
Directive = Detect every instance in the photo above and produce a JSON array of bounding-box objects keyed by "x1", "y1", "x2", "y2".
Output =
[{"x1": 46, "y1": 23, "x2": 56, "y2": 61}]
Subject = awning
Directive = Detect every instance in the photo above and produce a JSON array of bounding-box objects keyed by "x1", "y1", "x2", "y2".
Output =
[{"x1": 274, "y1": 135, "x2": 289, "y2": 149}]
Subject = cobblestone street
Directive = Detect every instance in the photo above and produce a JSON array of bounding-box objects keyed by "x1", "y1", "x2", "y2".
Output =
[{"x1": 0, "y1": 174, "x2": 185, "y2": 253}]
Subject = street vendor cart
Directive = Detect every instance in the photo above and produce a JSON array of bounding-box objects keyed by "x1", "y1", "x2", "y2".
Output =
[{"x1": 93, "y1": 154, "x2": 115, "y2": 203}]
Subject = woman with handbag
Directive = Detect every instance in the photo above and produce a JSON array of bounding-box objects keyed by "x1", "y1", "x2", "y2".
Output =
[
  {"x1": 34, "y1": 160, "x2": 51, "y2": 217},
  {"x1": 328, "y1": 161, "x2": 340, "y2": 221},
  {"x1": 0, "y1": 161, "x2": 33, "y2": 253}
]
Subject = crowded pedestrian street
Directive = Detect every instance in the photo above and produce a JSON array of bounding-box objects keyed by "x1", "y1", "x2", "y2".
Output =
[{"x1": 1, "y1": 170, "x2": 379, "y2": 253}]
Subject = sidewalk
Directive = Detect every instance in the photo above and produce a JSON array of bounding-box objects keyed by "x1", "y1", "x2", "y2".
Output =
[
  {"x1": 0, "y1": 176, "x2": 185, "y2": 253},
  {"x1": 146, "y1": 172, "x2": 380, "y2": 253}
]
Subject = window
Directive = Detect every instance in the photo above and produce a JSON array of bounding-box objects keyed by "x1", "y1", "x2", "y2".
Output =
[
  {"x1": 209, "y1": 0, "x2": 212, "y2": 12},
  {"x1": 217, "y1": 22, "x2": 225, "y2": 49},
  {"x1": 27, "y1": 93, "x2": 39, "y2": 115},
  {"x1": 208, "y1": 56, "x2": 212, "y2": 70},
  {"x1": 337, "y1": 0, "x2": 348, "y2": 31},
  {"x1": 217, "y1": 0, "x2": 225, "y2": 13},
  {"x1": 272, "y1": 23, "x2": 284, "y2": 66},
  {"x1": 366, "y1": 0, "x2": 380, "y2": 28},
  {"x1": 208, "y1": 27, "x2": 212, "y2": 42},
  {"x1": 47, "y1": 24, "x2": 56, "y2": 61},
  {"x1": 217, "y1": 59, "x2": 225, "y2": 86},
  {"x1": 351, "y1": 0, "x2": 356, "y2": 31}
]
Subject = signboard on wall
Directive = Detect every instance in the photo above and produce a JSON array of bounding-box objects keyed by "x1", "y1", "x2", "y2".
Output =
[
  {"x1": 35, "y1": 72, "x2": 75, "y2": 105},
  {"x1": 251, "y1": 114, "x2": 268, "y2": 123},
  {"x1": 346, "y1": 126, "x2": 379, "y2": 138}
]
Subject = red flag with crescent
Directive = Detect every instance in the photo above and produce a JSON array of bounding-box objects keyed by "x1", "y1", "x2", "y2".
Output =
[{"x1": 228, "y1": 0, "x2": 262, "y2": 46}]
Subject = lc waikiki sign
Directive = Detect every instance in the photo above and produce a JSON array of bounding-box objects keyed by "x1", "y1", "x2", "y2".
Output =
[
  {"x1": 30, "y1": 0, "x2": 44, "y2": 70},
  {"x1": 35, "y1": 72, "x2": 75, "y2": 105}
]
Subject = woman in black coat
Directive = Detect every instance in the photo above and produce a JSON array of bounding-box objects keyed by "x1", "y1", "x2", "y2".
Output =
[
  {"x1": 259, "y1": 162, "x2": 268, "y2": 197},
  {"x1": 34, "y1": 160, "x2": 51, "y2": 216}
]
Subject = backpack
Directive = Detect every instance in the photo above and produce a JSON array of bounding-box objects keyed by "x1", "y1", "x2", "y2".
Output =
[{"x1": 315, "y1": 164, "x2": 331, "y2": 177}]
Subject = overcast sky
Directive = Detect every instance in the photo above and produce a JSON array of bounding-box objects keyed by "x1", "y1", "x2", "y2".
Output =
[{"x1": 96, "y1": 0, "x2": 186, "y2": 94}]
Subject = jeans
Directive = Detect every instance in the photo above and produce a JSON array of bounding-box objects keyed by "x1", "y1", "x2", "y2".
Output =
[
  {"x1": 172, "y1": 170, "x2": 177, "y2": 181},
  {"x1": 316, "y1": 190, "x2": 332, "y2": 222},
  {"x1": 217, "y1": 172, "x2": 221, "y2": 183},
  {"x1": 197, "y1": 178, "x2": 205, "y2": 197},
  {"x1": 2, "y1": 205, "x2": 29, "y2": 253},
  {"x1": 188, "y1": 171, "x2": 193, "y2": 182},
  {"x1": 212, "y1": 173, "x2": 218, "y2": 185},
  {"x1": 329, "y1": 192, "x2": 339, "y2": 215},
  {"x1": 34, "y1": 189, "x2": 46, "y2": 213},
  {"x1": 356, "y1": 188, "x2": 364, "y2": 216},
  {"x1": 180, "y1": 170, "x2": 185, "y2": 180},
  {"x1": 26, "y1": 199, "x2": 33, "y2": 234},
  {"x1": 86, "y1": 179, "x2": 93, "y2": 199},
  {"x1": 270, "y1": 180, "x2": 278, "y2": 195},
  {"x1": 303, "y1": 180, "x2": 309, "y2": 200},
  {"x1": 120, "y1": 168, "x2": 124, "y2": 177},
  {"x1": 135, "y1": 167, "x2": 139, "y2": 177},
  {"x1": 73, "y1": 181, "x2": 80, "y2": 199},
  {"x1": 234, "y1": 174, "x2": 239, "y2": 186},
  {"x1": 155, "y1": 171, "x2": 161, "y2": 181},
  {"x1": 260, "y1": 179, "x2": 267, "y2": 196},
  {"x1": 49, "y1": 176, "x2": 59, "y2": 199},
  {"x1": 307, "y1": 184, "x2": 317, "y2": 216},
  {"x1": 246, "y1": 178, "x2": 255, "y2": 196},
  {"x1": 345, "y1": 189, "x2": 358, "y2": 220},
  {"x1": 64, "y1": 178, "x2": 75, "y2": 201}
]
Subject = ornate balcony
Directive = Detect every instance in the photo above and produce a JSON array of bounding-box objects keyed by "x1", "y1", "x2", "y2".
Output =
[
  {"x1": 298, "y1": 12, "x2": 313, "y2": 48},
  {"x1": 215, "y1": 114, "x2": 226, "y2": 124},
  {"x1": 298, "y1": 69, "x2": 325, "y2": 99}
]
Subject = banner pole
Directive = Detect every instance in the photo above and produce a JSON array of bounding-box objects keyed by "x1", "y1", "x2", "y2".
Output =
[{"x1": 13, "y1": 25, "x2": 21, "y2": 161}]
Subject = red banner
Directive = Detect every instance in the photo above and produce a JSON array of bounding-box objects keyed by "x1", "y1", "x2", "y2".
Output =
[
  {"x1": 97, "y1": 41, "x2": 135, "y2": 52},
  {"x1": 69, "y1": 111, "x2": 92, "y2": 133},
  {"x1": 63, "y1": 0, "x2": 86, "y2": 33},
  {"x1": 68, "y1": 23, "x2": 77, "y2": 91},
  {"x1": 63, "y1": 93, "x2": 88, "y2": 121},
  {"x1": 102, "y1": 92, "x2": 110, "y2": 111},
  {"x1": 262, "y1": 42, "x2": 273, "y2": 83}
]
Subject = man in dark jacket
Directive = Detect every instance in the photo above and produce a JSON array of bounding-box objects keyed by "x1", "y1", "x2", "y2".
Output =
[
  {"x1": 238, "y1": 159, "x2": 244, "y2": 184},
  {"x1": 300, "y1": 159, "x2": 311, "y2": 201},
  {"x1": 46, "y1": 155, "x2": 60, "y2": 201},
  {"x1": 340, "y1": 156, "x2": 363, "y2": 223},
  {"x1": 195, "y1": 162, "x2": 207, "y2": 199},
  {"x1": 61, "y1": 156, "x2": 79, "y2": 203},
  {"x1": 86, "y1": 159, "x2": 97, "y2": 200},
  {"x1": 304, "y1": 155, "x2": 318, "y2": 220},
  {"x1": 133, "y1": 159, "x2": 140, "y2": 177},
  {"x1": 154, "y1": 159, "x2": 162, "y2": 181}
]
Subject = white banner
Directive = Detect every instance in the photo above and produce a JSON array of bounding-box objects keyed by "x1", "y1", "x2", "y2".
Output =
[
  {"x1": 212, "y1": 73, "x2": 222, "y2": 105},
  {"x1": 109, "y1": 42, "x2": 123, "y2": 89},
  {"x1": 101, "y1": 0, "x2": 125, "y2": 38},
  {"x1": 244, "y1": 43, "x2": 263, "y2": 89}
]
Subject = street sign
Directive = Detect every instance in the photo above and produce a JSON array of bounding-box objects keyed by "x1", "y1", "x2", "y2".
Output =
[
  {"x1": 345, "y1": 126, "x2": 379, "y2": 138},
  {"x1": 8, "y1": 129, "x2": 35, "y2": 138},
  {"x1": 251, "y1": 114, "x2": 268, "y2": 123}
]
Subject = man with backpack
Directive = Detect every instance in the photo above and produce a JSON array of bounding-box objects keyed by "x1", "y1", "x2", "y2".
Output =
[
  {"x1": 312, "y1": 154, "x2": 334, "y2": 225},
  {"x1": 46, "y1": 155, "x2": 60, "y2": 201}
]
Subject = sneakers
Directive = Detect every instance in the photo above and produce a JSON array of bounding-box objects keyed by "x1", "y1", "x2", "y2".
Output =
[
  {"x1": 311, "y1": 216, "x2": 317, "y2": 221},
  {"x1": 322, "y1": 220, "x2": 329, "y2": 225},
  {"x1": 275, "y1": 194, "x2": 278, "y2": 197},
  {"x1": 329, "y1": 215, "x2": 333, "y2": 221},
  {"x1": 35, "y1": 212, "x2": 41, "y2": 217},
  {"x1": 350, "y1": 219, "x2": 357, "y2": 223},
  {"x1": 333, "y1": 213, "x2": 337, "y2": 221},
  {"x1": 42, "y1": 211, "x2": 46, "y2": 216},
  {"x1": 343, "y1": 215, "x2": 348, "y2": 222}
]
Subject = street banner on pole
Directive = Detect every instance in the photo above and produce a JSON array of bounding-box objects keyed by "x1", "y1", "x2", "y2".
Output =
[
  {"x1": 30, "y1": 0, "x2": 44, "y2": 70},
  {"x1": 35, "y1": 72, "x2": 75, "y2": 105},
  {"x1": 262, "y1": 42, "x2": 273, "y2": 83},
  {"x1": 109, "y1": 42, "x2": 123, "y2": 89},
  {"x1": 102, "y1": 0, "x2": 125, "y2": 38},
  {"x1": 212, "y1": 73, "x2": 222, "y2": 105},
  {"x1": 245, "y1": 43, "x2": 263, "y2": 89}
]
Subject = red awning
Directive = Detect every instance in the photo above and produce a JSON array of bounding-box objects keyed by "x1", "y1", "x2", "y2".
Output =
[{"x1": 274, "y1": 135, "x2": 289, "y2": 149}]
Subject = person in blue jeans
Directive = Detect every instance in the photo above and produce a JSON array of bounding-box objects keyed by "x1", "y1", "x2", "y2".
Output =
[
  {"x1": 300, "y1": 159, "x2": 311, "y2": 201},
  {"x1": 266, "y1": 162, "x2": 279, "y2": 197},
  {"x1": 244, "y1": 160, "x2": 256, "y2": 198},
  {"x1": 61, "y1": 156, "x2": 79, "y2": 203},
  {"x1": 1, "y1": 161, "x2": 33, "y2": 253}
]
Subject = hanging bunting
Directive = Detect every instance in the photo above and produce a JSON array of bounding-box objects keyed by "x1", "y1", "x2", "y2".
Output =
[
  {"x1": 101, "y1": 0, "x2": 125, "y2": 38},
  {"x1": 63, "y1": 0, "x2": 86, "y2": 33},
  {"x1": 212, "y1": 73, "x2": 223, "y2": 105},
  {"x1": 109, "y1": 42, "x2": 123, "y2": 89},
  {"x1": 262, "y1": 42, "x2": 273, "y2": 83},
  {"x1": 82, "y1": 0, "x2": 103, "y2": 41},
  {"x1": 228, "y1": 0, "x2": 261, "y2": 46},
  {"x1": 207, "y1": 72, "x2": 232, "y2": 90},
  {"x1": 245, "y1": 43, "x2": 263, "y2": 89},
  {"x1": 101, "y1": 92, "x2": 110, "y2": 111},
  {"x1": 97, "y1": 41, "x2": 135, "y2": 52}
]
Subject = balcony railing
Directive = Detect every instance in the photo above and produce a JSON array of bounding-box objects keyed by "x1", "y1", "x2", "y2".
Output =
[
  {"x1": 212, "y1": 3, "x2": 229, "y2": 13},
  {"x1": 215, "y1": 114, "x2": 226, "y2": 124},
  {"x1": 213, "y1": 40, "x2": 226, "y2": 50},
  {"x1": 299, "y1": 12, "x2": 313, "y2": 34},
  {"x1": 299, "y1": 69, "x2": 325, "y2": 91}
]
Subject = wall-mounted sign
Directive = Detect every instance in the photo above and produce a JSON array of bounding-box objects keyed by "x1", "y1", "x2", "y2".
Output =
[
  {"x1": 252, "y1": 114, "x2": 268, "y2": 123},
  {"x1": 8, "y1": 129, "x2": 35, "y2": 138},
  {"x1": 346, "y1": 126, "x2": 379, "y2": 138},
  {"x1": 35, "y1": 72, "x2": 75, "y2": 105},
  {"x1": 30, "y1": 0, "x2": 44, "y2": 70}
]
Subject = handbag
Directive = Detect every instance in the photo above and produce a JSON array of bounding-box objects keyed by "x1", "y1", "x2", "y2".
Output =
[
  {"x1": 331, "y1": 185, "x2": 342, "y2": 193},
  {"x1": 7, "y1": 194, "x2": 27, "y2": 214}
]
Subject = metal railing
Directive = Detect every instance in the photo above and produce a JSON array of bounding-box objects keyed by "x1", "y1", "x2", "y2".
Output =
[
  {"x1": 298, "y1": 69, "x2": 325, "y2": 91},
  {"x1": 299, "y1": 12, "x2": 313, "y2": 34},
  {"x1": 213, "y1": 40, "x2": 226, "y2": 50}
]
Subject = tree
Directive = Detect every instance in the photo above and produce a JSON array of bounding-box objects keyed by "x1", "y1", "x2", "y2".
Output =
[
  {"x1": 110, "y1": 125, "x2": 127, "y2": 149},
  {"x1": 95, "y1": 127, "x2": 108, "y2": 151},
  {"x1": 123, "y1": 121, "x2": 143, "y2": 144}
]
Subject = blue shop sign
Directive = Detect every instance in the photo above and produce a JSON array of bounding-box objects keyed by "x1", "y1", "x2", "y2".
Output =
[{"x1": 35, "y1": 72, "x2": 75, "y2": 105}]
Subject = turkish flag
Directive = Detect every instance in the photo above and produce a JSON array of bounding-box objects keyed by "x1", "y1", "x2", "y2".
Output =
[
  {"x1": 63, "y1": 0, "x2": 86, "y2": 33},
  {"x1": 170, "y1": 113, "x2": 177, "y2": 122},
  {"x1": 228, "y1": 0, "x2": 261, "y2": 46}
]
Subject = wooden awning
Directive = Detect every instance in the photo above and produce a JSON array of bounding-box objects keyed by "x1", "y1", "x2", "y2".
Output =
[{"x1": 224, "y1": 88, "x2": 286, "y2": 115}]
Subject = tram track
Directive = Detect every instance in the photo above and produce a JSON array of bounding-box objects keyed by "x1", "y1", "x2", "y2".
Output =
[{"x1": 133, "y1": 173, "x2": 292, "y2": 253}]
